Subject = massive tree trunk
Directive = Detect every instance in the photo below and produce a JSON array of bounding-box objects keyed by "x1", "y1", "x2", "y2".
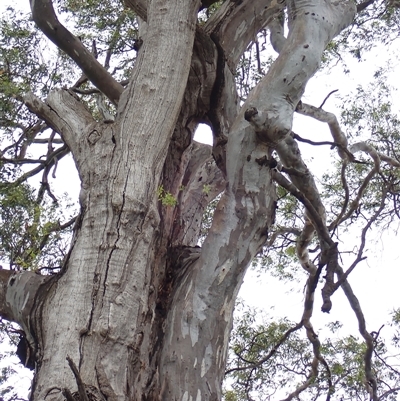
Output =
[{"x1": 0, "y1": 1, "x2": 356, "y2": 400}]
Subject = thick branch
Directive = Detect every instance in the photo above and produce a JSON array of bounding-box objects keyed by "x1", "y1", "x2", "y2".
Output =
[
  {"x1": 338, "y1": 269, "x2": 378, "y2": 400},
  {"x1": 205, "y1": 0, "x2": 284, "y2": 69},
  {"x1": 268, "y1": 14, "x2": 286, "y2": 54},
  {"x1": 24, "y1": 90, "x2": 96, "y2": 163},
  {"x1": 160, "y1": 78, "x2": 277, "y2": 401},
  {"x1": 244, "y1": 0, "x2": 356, "y2": 144},
  {"x1": 30, "y1": 0, "x2": 123, "y2": 105},
  {"x1": 296, "y1": 101, "x2": 350, "y2": 160},
  {"x1": 0, "y1": 270, "x2": 52, "y2": 360},
  {"x1": 357, "y1": 0, "x2": 377, "y2": 12}
]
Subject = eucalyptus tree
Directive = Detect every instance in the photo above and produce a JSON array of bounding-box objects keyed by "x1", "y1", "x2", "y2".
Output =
[{"x1": 0, "y1": 1, "x2": 400, "y2": 400}]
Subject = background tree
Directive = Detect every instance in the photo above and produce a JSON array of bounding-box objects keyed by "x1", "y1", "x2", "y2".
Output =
[{"x1": 0, "y1": 0, "x2": 400, "y2": 400}]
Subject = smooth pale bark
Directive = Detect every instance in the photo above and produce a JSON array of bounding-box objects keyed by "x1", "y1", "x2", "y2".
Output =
[{"x1": 0, "y1": 1, "x2": 358, "y2": 400}]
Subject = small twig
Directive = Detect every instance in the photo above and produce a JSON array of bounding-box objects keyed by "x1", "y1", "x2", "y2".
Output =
[
  {"x1": 328, "y1": 162, "x2": 349, "y2": 231},
  {"x1": 379, "y1": 386, "x2": 400, "y2": 401},
  {"x1": 333, "y1": 187, "x2": 387, "y2": 291},
  {"x1": 319, "y1": 89, "x2": 338, "y2": 109}
]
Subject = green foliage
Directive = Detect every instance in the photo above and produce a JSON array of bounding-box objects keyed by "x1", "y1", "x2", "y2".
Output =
[
  {"x1": 225, "y1": 305, "x2": 400, "y2": 401},
  {"x1": 202, "y1": 184, "x2": 211, "y2": 195},
  {"x1": 57, "y1": 0, "x2": 138, "y2": 82},
  {"x1": 198, "y1": 1, "x2": 225, "y2": 24},
  {"x1": 0, "y1": 177, "x2": 74, "y2": 271},
  {"x1": 321, "y1": 73, "x2": 400, "y2": 233},
  {"x1": 0, "y1": 8, "x2": 51, "y2": 131},
  {"x1": 157, "y1": 185, "x2": 177, "y2": 207},
  {"x1": 322, "y1": 2, "x2": 400, "y2": 70}
]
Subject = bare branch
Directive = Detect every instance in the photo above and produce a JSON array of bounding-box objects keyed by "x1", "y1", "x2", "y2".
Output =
[
  {"x1": 379, "y1": 386, "x2": 400, "y2": 401},
  {"x1": 266, "y1": 226, "x2": 302, "y2": 247},
  {"x1": 281, "y1": 270, "x2": 332, "y2": 401},
  {"x1": 0, "y1": 157, "x2": 46, "y2": 165},
  {"x1": 12, "y1": 145, "x2": 69, "y2": 187},
  {"x1": 333, "y1": 187, "x2": 387, "y2": 291},
  {"x1": 271, "y1": 170, "x2": 331, "y2": 246},
  {"x1": 295, "y1": 101, "x2": 399, "y2": 230},
  {"x1": 328, "y1": 161, "x2": 350, "y2": 231},
  {"x1": 70, "y1": 87, "x2": 101, "y2": 95},
  {"x1": 292, "y1": 132, "x2": 355, "y2": 161},
  {"x1": 351, "y1": 141, "x2": 400, "y2": 168},
  {"x1": 32, "y1": 138, "x2": 64, "y2": 144},
  {"x1": 66, "y1": 355, "x2": 89, "y2": 401},
  {"x1": 318, "y1": 89, "x2": 338, "y2": 109},
  {"x1": 30, "y1": 0, "x2": 123, "y2": 105},
  {"x1": 337, "y1": 150, "x2": 380, "y2": 225}
]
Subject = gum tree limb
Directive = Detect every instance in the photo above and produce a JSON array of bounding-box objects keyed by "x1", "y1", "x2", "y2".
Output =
[{"x1": 30, "y1": 0, "x2": 123, "y2": 105}]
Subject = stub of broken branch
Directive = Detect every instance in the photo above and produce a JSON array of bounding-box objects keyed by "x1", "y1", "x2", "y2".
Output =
[{"x1": 66, "y1": 355, "x2": 89, "y2": 401}]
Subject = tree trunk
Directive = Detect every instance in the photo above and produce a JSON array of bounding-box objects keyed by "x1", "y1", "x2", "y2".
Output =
[{"x1": 0, "y1": 1, "x2": 356, "y2": 400}]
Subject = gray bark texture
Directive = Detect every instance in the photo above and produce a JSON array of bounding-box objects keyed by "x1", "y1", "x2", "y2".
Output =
[{"x1": 0, "y1": 0, "x2": 356, "y2": 400}]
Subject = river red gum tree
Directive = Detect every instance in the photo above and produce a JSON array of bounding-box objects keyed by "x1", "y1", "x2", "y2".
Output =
[{"x1": 0, "y1": 0, "x2": 360, "y2": 400}]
